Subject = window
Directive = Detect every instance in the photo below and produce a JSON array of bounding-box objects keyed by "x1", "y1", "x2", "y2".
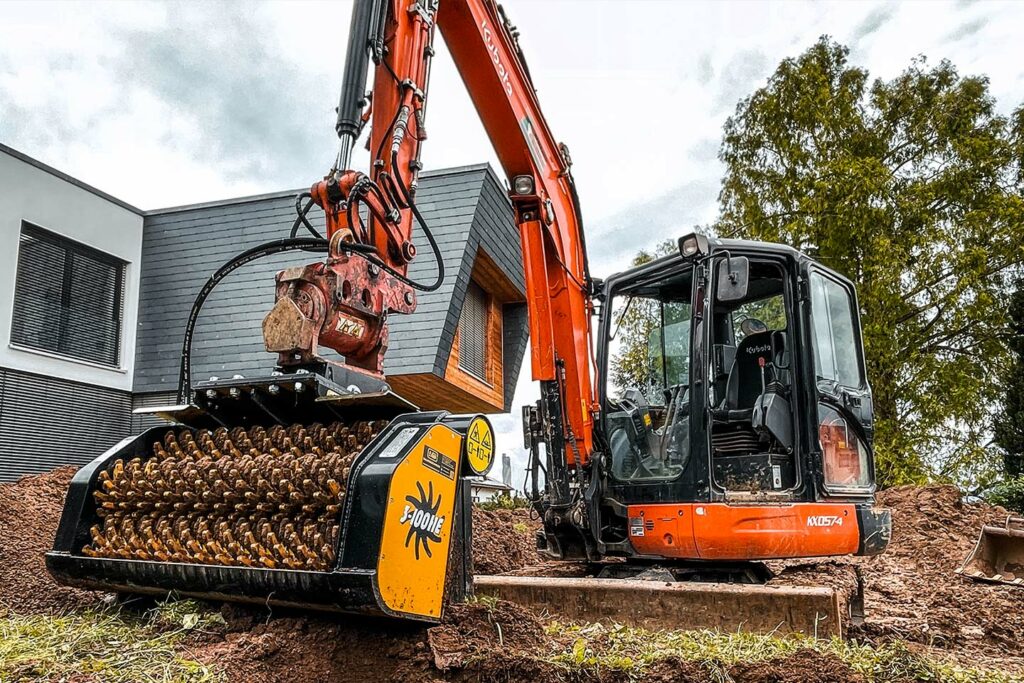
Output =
[
  {"x1": 11, "y1": 223, "x2": 126, "y2": 366},
  {"x1": 458, "y1": 280, "x2": 488, "y2": 380},
  {"x1": 731, "y1": 293, "x2": 786, "y2": 344},
  {"x1": 809, "y1": 272, "x2": 862, "y2": 388},
  {"x1": 645, "y1": 300, "x2": 692, "y2": 402},
  {"x1": 604, "y1": 272, "x2": 694, "y2": 483}
]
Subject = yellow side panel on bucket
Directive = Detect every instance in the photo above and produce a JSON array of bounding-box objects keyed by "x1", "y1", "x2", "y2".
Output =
[{"x1": 377, "y1": 424, "x2": 463, "y2": 619}]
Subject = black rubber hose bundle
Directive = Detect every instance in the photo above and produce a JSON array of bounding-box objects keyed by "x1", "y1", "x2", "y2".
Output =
[{"x1": 175, "y1": 237, "x2": 328, "y2": 404}]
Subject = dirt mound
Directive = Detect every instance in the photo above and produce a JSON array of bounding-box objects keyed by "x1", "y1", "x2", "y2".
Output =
[
  {"x1": 181, "y1": 599, "x2": 549, "y2": 683},
  {"x1": 0, "y1": 467, "x2": 109, "y2": 614},
  {"x1": 768, "y1": 484, "x2": 1024, "y2": 669},
  {"x1": 727, "y1": 649, "x2": 866, "y2": 683},
  {"x1": 186, "y1": 606, "x2": 428, "y2": 683},
  {"x1": 5, "y1": 465, "x2": 1022, "y2": 679},
  {"x1": 471, "y1": 506, "x2": 544, "y2": 574},
  {"x1": 851, "y1": 485, "x2": 1024, "y2": 662}
]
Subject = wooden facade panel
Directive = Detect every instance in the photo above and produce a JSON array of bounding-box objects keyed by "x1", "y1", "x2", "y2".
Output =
[
  {"x1": 388, "y1": 372, "x2": 500, "y2": 414},
  {"x1": 443, "y1": 290, "x2": 504, "y2": 412}
]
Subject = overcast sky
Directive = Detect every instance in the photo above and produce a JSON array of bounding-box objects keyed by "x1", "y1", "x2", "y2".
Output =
[{"x1": 2, "y1": 0, "x2": 1022, "y2": 488}]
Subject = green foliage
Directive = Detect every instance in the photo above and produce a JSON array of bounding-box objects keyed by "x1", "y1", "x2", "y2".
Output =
[
  {"x1": 476, "y1": 492, "x2": 530, "y2": 511},
  {"x1": 0, "y1": 600, "x2": 223, "y2": 682},
  {"x1": 994, "y1": 280, "x2": 1024, "y2": 477},
  {"x1": 717, "y1": 37, "x2": 1024, "y2": 487},
  {"x1": 609, "y1": 239, "x2": 679, "y2": 397},
  {"x1": 546, "y1": 622, "x2": 1014, "y2": 682},
  {"x1": 985, "y1": 476, "x2": 1024, "y2": 513}
]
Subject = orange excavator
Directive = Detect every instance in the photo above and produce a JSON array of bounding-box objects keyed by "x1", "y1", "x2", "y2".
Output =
[{"x1": 48, "y1": 0, "x2": 890, "y2": 632}]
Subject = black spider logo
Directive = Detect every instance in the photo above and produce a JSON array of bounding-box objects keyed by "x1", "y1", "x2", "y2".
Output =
[{"x1": 402, "y1": 480, "x2": 444, "y2": 560}]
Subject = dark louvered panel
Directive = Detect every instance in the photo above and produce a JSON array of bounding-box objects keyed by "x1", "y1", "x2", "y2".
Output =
[
  {"x1": 0, "y1": 368, "x2": 132, "y2": 482},
  {"x1": 130, "y1": 391, "x2": 178, "y2": 433},
  {"x1": 458, "y1": 280, "x2": 488, "y2": 379},
  {"x1": 11, "y1": 223, "x2": 126, "y2": 367}
]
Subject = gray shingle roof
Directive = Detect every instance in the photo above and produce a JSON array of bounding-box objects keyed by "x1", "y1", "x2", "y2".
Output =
[{"x1": 133, "y1": 165, "x2": 527, "y2": 409}]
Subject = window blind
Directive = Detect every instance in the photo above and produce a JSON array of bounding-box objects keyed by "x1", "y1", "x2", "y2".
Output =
[
  {"x1": 458, "y1": 281, "x2": 488, "y2": 379},
  {"x1": 11, "y1": 223, "x2": 126, "y2": 366}
]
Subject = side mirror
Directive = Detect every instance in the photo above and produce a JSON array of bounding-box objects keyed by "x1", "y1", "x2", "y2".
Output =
[{"x1": 716, "y1": 256, "x2": 749, "y2": 302}]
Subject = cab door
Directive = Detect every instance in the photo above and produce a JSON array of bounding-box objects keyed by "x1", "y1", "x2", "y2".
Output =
[{"x1": 803, "y1": 267, "x2": 876, "y2": 495}]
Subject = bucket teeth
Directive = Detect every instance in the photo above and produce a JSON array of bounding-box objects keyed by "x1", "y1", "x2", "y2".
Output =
[{"x1": 83, "y1": 420, "x2": 387, "y2": 571}]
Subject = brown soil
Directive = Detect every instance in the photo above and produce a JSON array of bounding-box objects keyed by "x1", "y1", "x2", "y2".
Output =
[
  {"x1": 727, "y1": 649, "x2": 866, "y2": 683},
  {"x1": 0, "y1": 467, "x2": 109, "y2": 613},
  {"x1": 3, "y1": 468, "x2": 1023, "y2": 680},
  {"x1": 470, "y1": 506, "x2": 544, "y2": 574},
  {"x1": 856, "y1": 485, "x2": 1024, "y2": 667},
  {"x1": 766, "y1": 485, "x2": 1024, "y2": 672}
]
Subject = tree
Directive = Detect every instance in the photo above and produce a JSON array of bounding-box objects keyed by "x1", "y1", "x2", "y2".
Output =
[
  {"x1": 717, "y1": 37, "x2": 1024, "y2": 487},
  {"x1": 995, "y1": 280, "x2": 1024, "y2": 477},
  {"x1": 609, "y1": 240, "x2": 675, "y2": 397}
]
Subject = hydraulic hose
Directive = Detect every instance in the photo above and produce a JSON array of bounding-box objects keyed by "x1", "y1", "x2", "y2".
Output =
[
  {"x1": 290, "y1": 193, "x2": 322, "y2": 240},
  {"x1": 175, "y1": 237, "x2": 329, "y2": 405}
]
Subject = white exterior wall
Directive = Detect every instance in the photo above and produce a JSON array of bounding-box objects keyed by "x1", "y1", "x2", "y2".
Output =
[
  {"x1": 471, "y1": 481, "x2": 513, "y2": 503},
  {"x1": 0, "y1": 149, "x2": 143, "y2": 391}
]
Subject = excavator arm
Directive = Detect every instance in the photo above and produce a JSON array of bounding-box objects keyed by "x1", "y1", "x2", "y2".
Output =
[{"x1": 281, "y1": 0, "x2": 596, "y2": 463}]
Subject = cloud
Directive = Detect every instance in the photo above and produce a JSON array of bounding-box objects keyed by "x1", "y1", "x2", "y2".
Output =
[
  {"x1": 851, "y1": 5, "x2": 896, "y2": 44},
  {"x1": 944, "y1": 17, "x2": 989, "y2": 43},
  {"x1": 0, "y1": 72, "x2": 88, "y2": 153},
  {"x1": 586, "y1": 178, "x2": 720, "y2": 276},
  {"x1": 687, "y1": 137, "x2": 720, "y2": 164},
  {"x1": 697, "y1": 52, "x2": 714, "y2": 85},
  {"x1": 108, "y1": 1, "x2": 336, "y2": 188},
  {"x1": 712, "y1": 49, "x2": 769, "y2": 114}
]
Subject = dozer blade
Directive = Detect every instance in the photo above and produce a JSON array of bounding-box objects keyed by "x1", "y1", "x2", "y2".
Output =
[
  {"x1": 475, "y1": 575, "x2": 851, "y2": 637},
  {"x1": 957, "y1": 516, "x2": 1024, "y2": 587},
  {"x1": 47, "y1": 393, "x2": 494, "y2": 623}
]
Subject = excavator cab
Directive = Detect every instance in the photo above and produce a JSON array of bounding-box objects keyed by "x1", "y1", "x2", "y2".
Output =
[{"x1": 536, "y1": 235, "x2": 890, "y2": 563}]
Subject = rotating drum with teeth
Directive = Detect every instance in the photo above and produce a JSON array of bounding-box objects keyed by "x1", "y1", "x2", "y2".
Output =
[
  {"x1": 82, "y1": 421, "x2": 382, "y2": 570},
  {"x1": 47, "y1": 411, "x2": 495, "y2": 622}
]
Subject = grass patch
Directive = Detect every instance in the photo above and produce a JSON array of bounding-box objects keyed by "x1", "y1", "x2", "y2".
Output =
[
  {"x1": 546, "y1": 622, "x2": 1019, "y2": 682},
  {"x1": 0, "y1": 599, "x2": 224, "y2": 682},
  {"x1": 476, "y1": 494, "x2": 531, "y2": 511}
]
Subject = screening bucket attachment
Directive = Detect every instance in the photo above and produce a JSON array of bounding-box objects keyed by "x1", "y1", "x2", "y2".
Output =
[
  {"x1": 957, "y1": 516, "x2": 1024, "y2": 587},
  {"x1": 47, "y1": 373, "x2": 496, "y2": 622}
]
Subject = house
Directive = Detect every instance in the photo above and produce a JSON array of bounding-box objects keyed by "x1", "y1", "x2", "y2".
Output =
[
  {"x1": 469, "y1": 476, "x2": 514, "y2": 503},
  {"x1": 0, "y1": 142, "x2": 526, "y2": 481}
]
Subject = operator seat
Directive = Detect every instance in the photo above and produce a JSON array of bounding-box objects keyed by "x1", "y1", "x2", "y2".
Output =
[
  {"x1": 717, "y1": 331, "x2": 784, "y2": 422},
  {"x1": 716, "y1": 329, "x2": 786, "y2": 462}
]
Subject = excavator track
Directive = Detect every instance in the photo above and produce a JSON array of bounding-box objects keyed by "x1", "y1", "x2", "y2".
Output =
[{"x1": 82, "y1": 421, "x2": 388, "y2": 571}]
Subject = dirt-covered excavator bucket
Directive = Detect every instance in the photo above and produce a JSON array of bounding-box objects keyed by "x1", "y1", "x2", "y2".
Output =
[
  {"x1": 957, "y1": 516, "x2": 1024, "y2": 587},
  {"x1": 47, "y1": 372, "x2": 495, "y2": 623}
]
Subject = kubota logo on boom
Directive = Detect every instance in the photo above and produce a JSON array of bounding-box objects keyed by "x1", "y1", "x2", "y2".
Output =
[
  {"x1": 807, "y1": 515, "x2": 844, "y2": 527},
  {"x1": 400, "y1": 481, "x2": 446, "y2": 559},
  {"x1": 481, "y1": 19, "x2": 513, "y2": 96}
]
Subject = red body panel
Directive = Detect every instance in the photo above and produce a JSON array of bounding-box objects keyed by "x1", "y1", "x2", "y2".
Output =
[{"x1": 627, "y1": 503, "x2": 860, "y2": 560}]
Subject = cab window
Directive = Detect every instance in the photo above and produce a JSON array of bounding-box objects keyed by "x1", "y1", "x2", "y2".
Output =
[
  {"x1": 604, "y1": 269, "x2": 693, "y2": 482},
  {"x1": 809, "y1": 273, "x2": 863, "y2": 388}
]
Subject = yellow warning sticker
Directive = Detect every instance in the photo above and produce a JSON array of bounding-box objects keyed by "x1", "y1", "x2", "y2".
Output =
[{"x1": 464, "y1": 416, "x2": 494, "y2": 476}]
